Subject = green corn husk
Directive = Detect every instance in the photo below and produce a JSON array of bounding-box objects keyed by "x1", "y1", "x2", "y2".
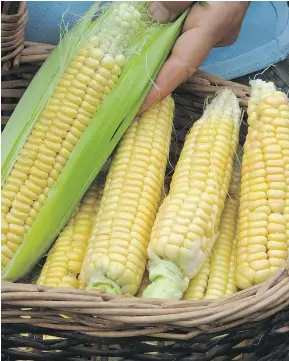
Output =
[{"x1": 2, "y1": 2, "x2": 187, "y2": 281}]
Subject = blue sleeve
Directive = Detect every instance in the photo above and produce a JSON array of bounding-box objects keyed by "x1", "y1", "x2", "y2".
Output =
[
  {"x1": 25, "y1": 1, "x2": 94, "y2": 44},
  {"x1": 200, "y1": 1, "x2": 289, "y2": 79}
]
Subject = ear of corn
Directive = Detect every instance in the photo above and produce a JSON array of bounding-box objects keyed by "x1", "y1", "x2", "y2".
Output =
[
  {"x1": 79, "y1": 96, "x2": 174, "y2": 296},
  {"x1": 142, "y1": 88, "x2": 241, "y2": 300},
  {"x1": 37, "y1": 181, "x2": 103, "y2": 288},
  {"x1": 183, "y1": 156, "x2": 241, "y2": 300},
  {"x1": 236, "y1": 79, "x2": 289, "y2": 289},
  {"x1": 1, "y1": 2, "x2": 187, "y2": 281}
]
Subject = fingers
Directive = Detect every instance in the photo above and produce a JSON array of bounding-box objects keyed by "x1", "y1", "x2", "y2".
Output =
[
  {"x1": 149, "y1": 1, "x2": 194, "y2": 23},
  {"x1": 140, "y1": 1, "x2": 250, "y2": 114},
  {"x1": 139, "y1": 26, "x2": 214, "y2": 114},
  {"x1": 139, "y1": 3, "x2": 216, "y2": 114}
]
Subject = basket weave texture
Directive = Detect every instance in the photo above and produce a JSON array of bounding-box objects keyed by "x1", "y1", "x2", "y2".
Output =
[
  {"x1": 1, "y1": 1, "x2": 28, "y2": 67},
  {"x1": 1, "y1": 1, "x2": 55, "y2": 126},
  {"x1": 1, "y1": 265, "x2": 289, "y2": 360},
  {"x1": 1, "y1": 2, "x2": 289, "y2": 360}
]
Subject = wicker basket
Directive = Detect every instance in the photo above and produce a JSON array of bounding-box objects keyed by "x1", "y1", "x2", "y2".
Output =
[
  {"x1": 1, "y1": 42, "x2": 56, "y2": 127},
  {"x1": 1, "y1": 1, "x2": 28, "y2": 69},
  {"x1": 1, "y1": 70, "x2": 289, "y2": 360},
  {"x1": 1, "y1": 1, "x2": 55, "y2": 127},
  {"x1": 1, "y1": 2, "x2": 289, "y2": 360}
]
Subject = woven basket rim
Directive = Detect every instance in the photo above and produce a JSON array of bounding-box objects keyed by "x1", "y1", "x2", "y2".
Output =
[{"x1": 2, "y1": 262, "x2": 288, "y2": 339}]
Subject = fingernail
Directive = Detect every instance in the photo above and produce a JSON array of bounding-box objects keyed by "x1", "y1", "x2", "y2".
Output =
[{"x1": 149, "y1": 2, "x2": 171, "y2": 23}]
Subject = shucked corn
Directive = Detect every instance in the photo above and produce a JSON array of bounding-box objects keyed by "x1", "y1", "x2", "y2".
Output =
[
  {"x1": 142, "y1": 88, "x2": 241, "y2": 300},
  {"x1": 79, "y1": 97, "x2": 174, "y2": 295},
  {"x1": 236, "y1": 79, "x2": 289, "y2": 289}
]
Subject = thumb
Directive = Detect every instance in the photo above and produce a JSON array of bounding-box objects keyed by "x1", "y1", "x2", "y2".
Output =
[{"x1": 149, "y1": 1, "x2": 194, "y2": 23}]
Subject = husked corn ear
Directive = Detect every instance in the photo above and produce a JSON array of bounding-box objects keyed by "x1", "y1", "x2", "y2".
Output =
[
  {"x1": 183, "y1": 257, "x2": 210, "y2": 301},
  {"x1": 236, "y1": 79, "x2": 289, "y2": 289},
  {"x1": 136, "y1": 271, "x2": 151, "y2": 297},
  {"x1": 143, "y1": 88, "x2": 241, "y2": 300},
  {"x1": 79, "y1": 97, "x2": 174, "y2": 295},
  {"x1": 37, "y1": 183, "x2": 103, "y2": 288},
  {"x1": 1, "y1": 3, "x2": 144, "y2": 270}
]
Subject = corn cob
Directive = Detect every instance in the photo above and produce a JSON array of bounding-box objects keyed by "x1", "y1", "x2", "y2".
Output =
[
  {"x1": 142, "y1": 88, "x2": 241, "y2": 300},
  {"x1": 37, "y1": 182, "x2": 103, "y2": 288},
  {"x1": 1, "y1": 2, "x2": 186, "y2": 281},
  {"x1": 79, "y1": 96, "x2": 174, "y2": 295},
  {"x1": 236, "y1": 79, "x2": 289, "y2": 289}
]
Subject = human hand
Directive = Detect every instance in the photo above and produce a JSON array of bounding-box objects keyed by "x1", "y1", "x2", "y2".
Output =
[{"x1": 139, "y1": 1, "x2": 250, "y2": 113}]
